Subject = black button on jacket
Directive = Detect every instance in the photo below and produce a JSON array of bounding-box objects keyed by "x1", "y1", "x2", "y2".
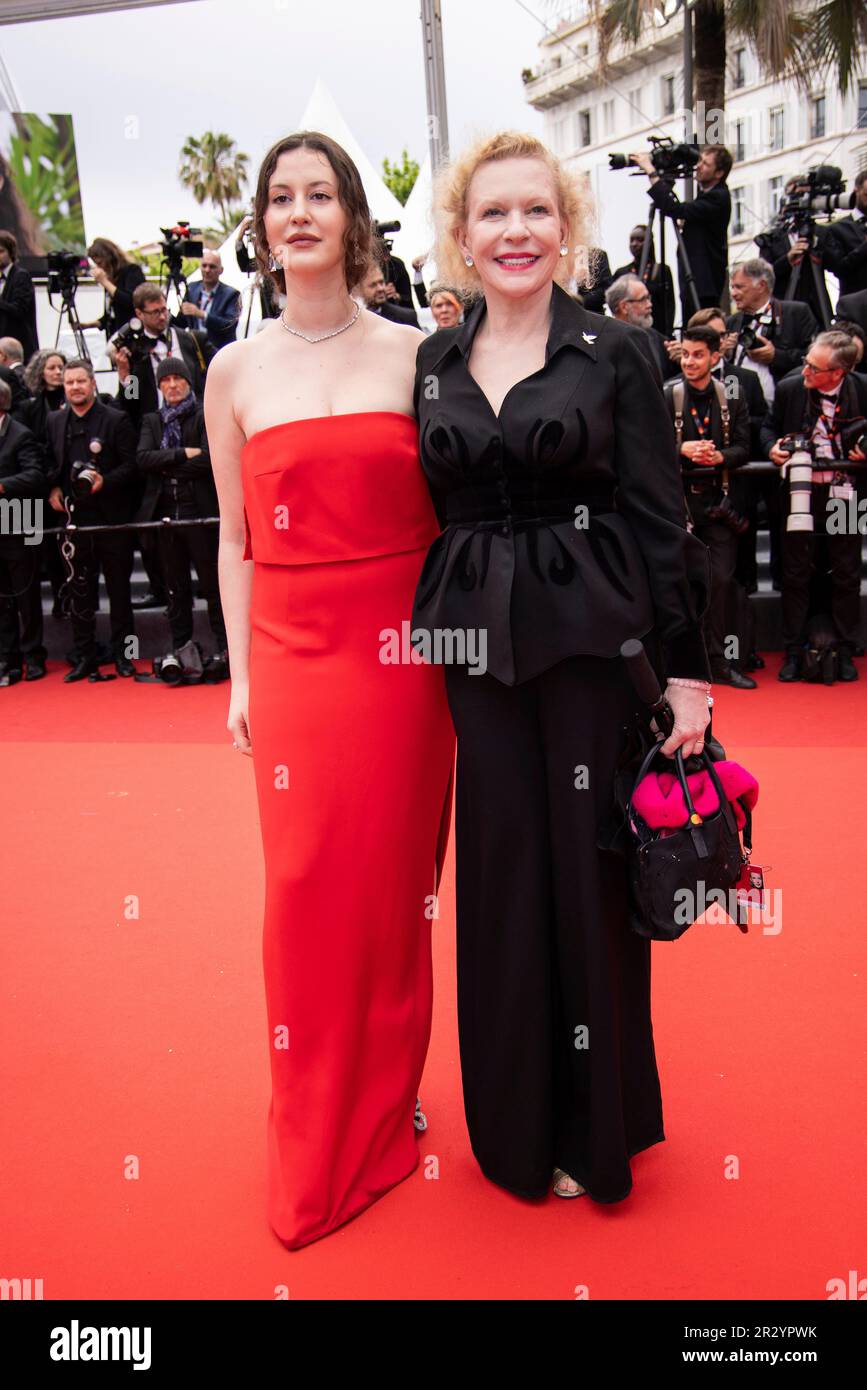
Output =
[{"x1": 410, "y1": 282, "x2": 712, "y2": 686}]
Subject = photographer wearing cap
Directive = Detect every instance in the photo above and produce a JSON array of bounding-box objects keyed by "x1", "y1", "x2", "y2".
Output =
[
  {"x1": 629, "y1": 144, "x2": 732, "y2": 324},
  {"x1": 761, "y1": 330, "x2": 867, "y2": 682},
  {"x1": 135, "y1": 356, "x2": 227, "y2": 677},
  {"x1": 824, "y1": 169, "x2": 867, "y2": 298},
  {"x1": 664, "y1": 324, "x2": 753, "y2": 688},
  {"x1": 727, "y1": 258, "x2": 818, "y2": 408}
]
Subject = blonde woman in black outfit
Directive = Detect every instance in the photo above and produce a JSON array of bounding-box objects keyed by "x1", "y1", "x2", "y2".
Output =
[{"x1": 410, "y1": 132, "x2": 712, "y2": 1203}]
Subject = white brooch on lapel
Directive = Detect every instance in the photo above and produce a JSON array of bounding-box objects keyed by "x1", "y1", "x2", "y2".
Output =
[{"x1": 582, "y1": 332, "x2": 597, "y2": 343}]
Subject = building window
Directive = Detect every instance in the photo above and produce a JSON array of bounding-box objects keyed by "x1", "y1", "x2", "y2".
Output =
[
  {"x1": 811, "y1": 94, "x2": 826, "y2": 139},
  {"x1": 768, "y1": 175, "x2": 784, "y2": 218},
  {"x1": 578, "y1": 108, "x2": 592, "y2": 147},
  {"x1": 661, "y1": 74, "x2": 675, "y2": 117},
  {"x1": 733, "y1": 48, "x2": 746, "y2": 90},
  {"x1": 629, "y1": 87, "x2": 643, "y2": 127},
  {"x1": 769, "y1": 106, "x2": 785, "y2": 151},
  {"x1": 734, "y1": 118, "x2": 746, "y2": 163},
  {"x1": 732, "y1": 187, "x2": 745, "y2": 236},
  {"x1": 859, "y1": 81, "x2": 867, "y2": 130},
  {"x1": 602, "y1": 98, "x2": 615, "y2": 135}
]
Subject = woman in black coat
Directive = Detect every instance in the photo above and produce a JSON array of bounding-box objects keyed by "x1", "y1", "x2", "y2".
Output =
[
  {"x1": 80, "y1": 237, "x2": 146, "y2": 338},
  {"x1": 410, "y1": 132, "x2": 712, "y2": 1204}
]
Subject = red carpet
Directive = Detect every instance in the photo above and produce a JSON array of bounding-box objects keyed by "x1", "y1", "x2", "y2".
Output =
[{"x1": 2, "y1": 654, "x2": 864, "y2": 1299}]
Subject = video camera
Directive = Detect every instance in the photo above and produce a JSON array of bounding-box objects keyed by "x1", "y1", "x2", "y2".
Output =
[
  {"x1": 160, "y1": 221, "x2": 204, "y2": 271},
  {"x1": 374, "y1": 219, "x2": 401, "y2": 252},
  {"x1": 777, "y1": 165, "x2": 851, "y2": 238},
  {"x1": 609, "y1": 136, "x2": 701, "y2": 181},
  {"x1": 46, "y1": 250, "x2": 88, "y2": 300}
]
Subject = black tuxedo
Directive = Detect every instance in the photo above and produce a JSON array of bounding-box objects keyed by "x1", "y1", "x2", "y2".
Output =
[
  {"x1": 0, "y1": 414, "x2": 48, "y2": 667},
  {"x1": 726, "y1": 298, "x2": 817, "y2": 384},
  {"x1": 835, "y1": 287, "x2": 867, "y2": 339},
  {"x1": 612, "y1": 258, "x2": 676, "y2": 336},
  {"x1": 760, "y1": 373, "x2": 865, "y2": 656},
  {"x1": 824, "y1": 213, "x2": 867, "y2": 298},
  {"x1": 112, "y1": 326, "x2": 209, "y2": 426},
  {"x1": 0, "y1": 263, "x2": 38, "y2": 362},
  {"x1": 754, "y1": 222, "x2": 832, "y2": 325},
  {"x1": 45, "y1": 399, "x2": 139, "y2": 663},
  {"x1": 663, "y1": 376, "x2": 749, "y2": 668},
  {"x1": 366, "y1": 302, "x2": 420, "y2": 329},
  {"x1": 647, "y1": 179, "x2": 731, "y2": 312}
]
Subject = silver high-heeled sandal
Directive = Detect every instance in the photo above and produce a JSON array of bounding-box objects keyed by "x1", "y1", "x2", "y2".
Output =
[{"x1": 552, "y1": 1167, "x2": 586, "y2": 1198}]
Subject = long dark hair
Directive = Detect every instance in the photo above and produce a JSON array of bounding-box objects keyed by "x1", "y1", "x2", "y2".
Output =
[{"x1": 252, "y1": 131, "x2": 373, "y2": 296}]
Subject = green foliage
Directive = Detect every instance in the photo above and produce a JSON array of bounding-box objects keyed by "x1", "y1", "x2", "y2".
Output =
[
  {"x1": 6, "y1": 113, "x2": 86, "y2": 251},
  {"x1": 382, "y1": 149, "x2": 420, "y2": 206}
]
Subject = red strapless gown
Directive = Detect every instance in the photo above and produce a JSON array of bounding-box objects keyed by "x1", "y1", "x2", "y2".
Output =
[{"x1": 241, "y1": 411, "x2": 455, "y2": 1250}]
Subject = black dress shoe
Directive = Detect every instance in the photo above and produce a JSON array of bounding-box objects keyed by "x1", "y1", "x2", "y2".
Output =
[
  {"x1": 744, "y1": 652, "x2": 765, "y2": 670},
  {"x1": 838, "y1": 652, "x2": 859, "y2": 682},
  {"x1": 114, "y1": 655, "x2": 136, "y2": 677},
  {"x1": 778, "y1": 656, "x2": 802, "y2": 682},
  {"x1": 131, "y1": 592, "x2": 166, "y2": 610},
  {"x1": 711, "y1": 663, "x2": 757, "y2": 690},
  {"x1": 0, "y1": 664, "x2": 23, "y2": 687},
  {"x1": 64, "y1": 657, "x2": 99, "y2": 683},
  {"x1": 25, "y1": 660, "x2": 47, "y2": 681}
]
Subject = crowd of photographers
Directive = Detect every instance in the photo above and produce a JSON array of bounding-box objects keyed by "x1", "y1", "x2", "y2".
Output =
[{"x1": 1, "y1": 145, "x2": 867, "y2": 688}]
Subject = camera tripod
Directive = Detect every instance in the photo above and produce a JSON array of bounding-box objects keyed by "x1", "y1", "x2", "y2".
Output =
[
  {"x1": 50, "y1": 279, "x2": 91, "y2": 362},
  {"x1": 637, "y1": 198, "x2": 701, "y2": 329},
  {"x1": 784, "y1": 226, "x2": 834, "y2": 329}
]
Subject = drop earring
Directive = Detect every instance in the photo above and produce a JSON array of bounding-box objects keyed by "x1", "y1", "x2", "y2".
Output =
[
  {"x1": 464, "y1": 254, "x2": 474, "y2": 267},
  {"x1": 560, "y1": 244, "x2": 569, "y2": 257},
  {"x1": 268, "y1": 250, "x2": 279, "y2": 272}
]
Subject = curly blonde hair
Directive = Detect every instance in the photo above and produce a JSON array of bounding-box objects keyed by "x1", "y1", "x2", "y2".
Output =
[{"x1": 432, "y1": 131, "x2": 598, "y2": 295}]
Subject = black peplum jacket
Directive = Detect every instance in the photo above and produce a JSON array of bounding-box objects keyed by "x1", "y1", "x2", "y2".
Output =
[{"x1": 409, "y1": 281, "x2": 712, "y2": 687}]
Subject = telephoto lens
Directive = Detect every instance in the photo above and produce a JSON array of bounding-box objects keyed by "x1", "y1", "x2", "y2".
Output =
[{"x1": 780, "y1": 434, "x2": 815, "y2": 533}]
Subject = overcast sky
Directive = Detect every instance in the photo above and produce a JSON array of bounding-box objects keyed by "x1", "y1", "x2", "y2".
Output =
[{"x1": 1, "y1": 0, "x2": 548, "y2": 247}]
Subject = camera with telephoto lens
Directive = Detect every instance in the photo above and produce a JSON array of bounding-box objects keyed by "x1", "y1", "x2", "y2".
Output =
[
  {"x1": 608, "y1": 135, "x2": 701, "y2": 180},
  {"x1": 46, "y1": 250, "x2": 88, "y2": 298},
  {"x1": 374, "y1": 219, "x2": 401, "y2": 253},
  {"x1": 775, "y1": 165, "x2": 851, "y2": 242},
  {"x1": 778, "y1": 433, "x2": 816, "y2": 533}
]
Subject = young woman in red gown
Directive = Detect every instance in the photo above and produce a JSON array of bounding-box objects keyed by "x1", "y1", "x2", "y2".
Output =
[{"x1": 204, "y1": 133, "x2": 455, "y2": 1251}]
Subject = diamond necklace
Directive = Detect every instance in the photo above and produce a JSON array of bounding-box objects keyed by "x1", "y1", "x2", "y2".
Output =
[{"x1": 279, "y1": 301, "x2": 360, "y2": 344}]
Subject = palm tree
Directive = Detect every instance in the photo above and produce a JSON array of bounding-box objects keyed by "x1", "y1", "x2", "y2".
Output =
[
  {"x1": 597, "y1": 0, "x2": 867, "y2": 113},
  {"x1": 178, "y1": 131, "x2": 250, "y2": 230}
]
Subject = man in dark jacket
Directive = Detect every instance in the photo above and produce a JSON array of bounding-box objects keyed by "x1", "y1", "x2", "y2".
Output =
[
  {"x1": 358, "y1": 262, "x2": 420, "y2": 327},
  {"x1": 824, "y1": 170, "x2": 867, "y2": 298},
  {"x1": 0, "y1": 231, "x2": 38, "y2": 363},
  {"x1": 605, "y1": 274, "x2": 678, "y2": 386},
  {"x1": 631, "y1": 144, "x2": 732, "y2": 324},
  {"x1": 835, "y1": 286, "x2": 867, "y2": 339},
  {"x1": 611, "y1": 223, "x2": 676, "y2": 335},
  {"x1": 665, "y1": 325, "x2": 754, "y2": 687},
  {"x1": 760, "y1": 330, "x2": 866, "y2": 681},
  {"x1": 177, "y1": 250, "x2": 241, "y2": 352},
  {"x1": 109, "y1": 283, "x2": 210, "y2": 428},
  {"x1": 754, "y1": 177, "x2": 833, "y2": 328},
  {"x1": 46, "y1": 359, "x2": 140, "y2": 681},
  {"x1": 0, "y1": 377, "x2": 49, "y2": 683},
  {"x1": 727, "y1": 258, "x2": 817, "y2": 407},
  {"x1": 136, "y1": 356, "x2": 227, "y2": 670}
]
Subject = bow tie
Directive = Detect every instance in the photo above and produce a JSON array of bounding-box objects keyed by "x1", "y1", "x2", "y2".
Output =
[{"x1": 817, "y1": 391, "x2": 839, "y2": 401}]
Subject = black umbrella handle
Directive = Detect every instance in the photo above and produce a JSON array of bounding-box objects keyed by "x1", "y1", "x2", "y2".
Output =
[{"x1": 620, "y1": 638, "x2": 674, "y2": 738}]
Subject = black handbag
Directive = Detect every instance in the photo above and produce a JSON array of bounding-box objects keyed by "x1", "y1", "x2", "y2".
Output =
[{"x1": 625, "y1": 740, "x2": 752, "y2": 941}]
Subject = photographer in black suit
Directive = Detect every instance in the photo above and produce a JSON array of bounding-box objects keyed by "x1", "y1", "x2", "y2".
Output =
[
  {"x1": 824, "y1": 169, "x2": 867, "y2": 298},
  {"x1": 630, "y1": 144, "x2": 732, "y2": 323},
  {"x1": 136, "y1": 357, "x2": 227, "y2": 675},
  {"x1": 755, "y1": 177, "x2": 833, "y2": 329},
  {"x1": 46, "y1": 360, "x2": 140, "y2": 682},
  {"x1": 0, "y1": 379, "x2": 48, "y2": 684},
  {"x1": 664, "y1": 325, "x2": 753, "y2": 688},
  {"x1": 604, "y1": 273, "x2": 677, "y2": 386},
  {"x1": 108, "y1": 283, "x2": 209, "y2": 429},
  {"x1": 727, "y1": 258, "x2": 817, "y2": 408},
  {"x1": 761, "y1": 330, "x2": 867, "y2": 682},
  {"x1": 0, "y1": 230, "x2": 38, "y2": 363}
]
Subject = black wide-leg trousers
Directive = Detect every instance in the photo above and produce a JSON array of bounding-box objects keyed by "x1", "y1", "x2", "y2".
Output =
[{"x1": 444, "y1": 651, "x2": 665, "y2": 1203}]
